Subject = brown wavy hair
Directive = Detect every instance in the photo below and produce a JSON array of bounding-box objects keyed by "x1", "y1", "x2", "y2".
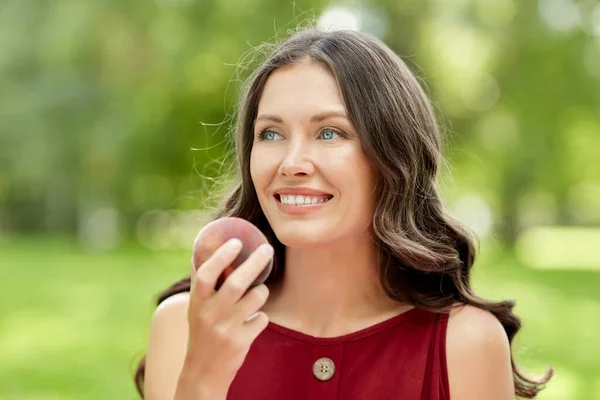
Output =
[{"x1": 134, "y1": 28, "x2": 552, "y2": 398}]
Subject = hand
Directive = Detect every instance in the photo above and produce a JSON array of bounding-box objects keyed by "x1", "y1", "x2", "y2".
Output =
[{"x1": 174, "y1": 238, "x2": 273, "y2": 399}]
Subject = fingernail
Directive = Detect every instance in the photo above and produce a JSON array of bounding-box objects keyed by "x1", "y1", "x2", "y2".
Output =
[
  {"x1": 260, "y1": 244, "x2": 274, "y2": 255},
  {"x1": 227, "y1": 238, "x2": 242, "y2": 249}
]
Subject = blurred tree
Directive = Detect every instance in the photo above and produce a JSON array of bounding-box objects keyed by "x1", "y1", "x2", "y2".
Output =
[{"x1": 0, "y1": 0, "x2": 598, "y2": 247}]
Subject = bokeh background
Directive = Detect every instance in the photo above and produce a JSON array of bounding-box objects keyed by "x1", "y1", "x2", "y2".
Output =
[{"x1": 1, "y1": 0, "x2": 599, "y2": 399}]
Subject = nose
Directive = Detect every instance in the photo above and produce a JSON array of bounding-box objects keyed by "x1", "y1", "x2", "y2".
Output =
[{"x1": 277, "y1": 139, "x2": 315, "y2": 178}]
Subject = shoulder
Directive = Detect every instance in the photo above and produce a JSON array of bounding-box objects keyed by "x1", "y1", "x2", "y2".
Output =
[
  {"x1": 149, "y1": 291, "x2": 190, "y2": 340},
  {"x1": 153, "y1": 291, "x2": 190, "y2": 321},
  {"x1": 144, "y1": 292, "x2": 190, "y2": 399},
  {"x1": 446, "y1": 303, "x2": 508, "y2": 348},
  {"x1": 445, "y1": 304, "x2": 514, "y2": 400}
]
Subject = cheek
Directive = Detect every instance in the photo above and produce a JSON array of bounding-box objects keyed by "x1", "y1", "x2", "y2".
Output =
[
  {"x1": 250, "y1": 146, "x2": 276, "y2": 190},
  {"x1": 324, "y1": 147, "x2": 374, "y2": 195},
  {"x1": 249, "y1": 150, "x2": 262, "y2": 189}
]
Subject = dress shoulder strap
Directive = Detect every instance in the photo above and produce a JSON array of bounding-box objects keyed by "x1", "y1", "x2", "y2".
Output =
[{"x1": 420, "y1": 311, "x2": 450, "y2": 400}]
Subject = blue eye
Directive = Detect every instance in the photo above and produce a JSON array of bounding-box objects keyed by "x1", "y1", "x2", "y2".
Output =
[
  {"x1": 259, "y1": 130, "x2": 282, "y2": 141},
  {"x1": 321, "y1": 129, "x2": 340, "y2": 140}
]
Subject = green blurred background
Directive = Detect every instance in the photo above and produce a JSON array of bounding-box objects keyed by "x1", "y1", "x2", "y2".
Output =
[{"x1": 1, "y1": 0, "x2": 599, "y2": 399}]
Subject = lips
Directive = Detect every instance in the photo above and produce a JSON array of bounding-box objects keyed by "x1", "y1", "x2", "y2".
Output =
[{"x1": 273, "y1": 193, "x2": 331, "y2": 215}]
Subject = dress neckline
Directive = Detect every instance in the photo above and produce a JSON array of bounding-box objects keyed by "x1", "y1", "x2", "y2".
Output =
[{"x1": 265, "y1": 306, "x2": 424, "y2": 346}]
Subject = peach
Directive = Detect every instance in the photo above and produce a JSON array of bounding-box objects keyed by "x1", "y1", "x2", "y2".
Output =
[{"x1": 192, "y1": 217, "x2": 273, "y2": 291}]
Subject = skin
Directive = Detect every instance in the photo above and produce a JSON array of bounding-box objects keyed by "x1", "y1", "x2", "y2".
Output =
[{"x1": 143, "y1": 59, "x2": 515, "y2": 399}]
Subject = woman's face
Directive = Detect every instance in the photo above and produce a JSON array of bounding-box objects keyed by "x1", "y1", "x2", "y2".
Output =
[{"x1": 250, "y1": 60, "x2": 377, "y2": 248}]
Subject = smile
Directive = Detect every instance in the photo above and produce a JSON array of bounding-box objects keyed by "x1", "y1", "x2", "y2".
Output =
[
  {"x1": 273, "y1": 194, "x2": 334, "y2": 215},
  {"x1": 276, "y1": 194, "x2": 333, "y2": 205}
]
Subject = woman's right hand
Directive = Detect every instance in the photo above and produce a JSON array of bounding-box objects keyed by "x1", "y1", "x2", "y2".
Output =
[{"x1": 174, "y1": 238, "x2": 273, "y2": 400}]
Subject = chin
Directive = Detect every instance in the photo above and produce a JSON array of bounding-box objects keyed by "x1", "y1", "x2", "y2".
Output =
[
  {"x1": 271, "y1": 224, "x2": 331, "y2": 249},
  {"x1": 277, "y1": 237, "x2": 321, "y2": 249}
]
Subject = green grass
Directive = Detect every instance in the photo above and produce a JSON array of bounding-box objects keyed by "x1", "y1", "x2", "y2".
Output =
[{"x1": 0, "y1": 238, "x2": 598, "y2": 399}]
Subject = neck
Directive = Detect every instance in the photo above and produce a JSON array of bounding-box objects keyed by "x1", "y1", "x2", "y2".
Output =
[{"x1": 264, "y1": 231, "x2": 406, "y2": 337}]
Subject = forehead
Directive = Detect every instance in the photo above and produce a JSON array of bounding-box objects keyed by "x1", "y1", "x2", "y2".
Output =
[{"x1": 257, "y1": 61, "x2": 346, "y2": 116}]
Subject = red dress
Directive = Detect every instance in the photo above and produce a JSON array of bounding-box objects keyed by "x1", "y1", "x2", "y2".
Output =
[{"x1": 227, "y1": 307, "x2": 450, "y2": 400}]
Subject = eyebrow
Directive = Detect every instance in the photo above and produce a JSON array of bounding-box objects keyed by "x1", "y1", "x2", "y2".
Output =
[{"x1": 255, "y1": 111, "x2": 349, "y2": 124}]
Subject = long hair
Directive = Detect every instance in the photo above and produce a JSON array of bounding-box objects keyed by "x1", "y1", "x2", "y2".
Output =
[{"x1": 134, "y1": 28, "x2": 552, "y2": 398}]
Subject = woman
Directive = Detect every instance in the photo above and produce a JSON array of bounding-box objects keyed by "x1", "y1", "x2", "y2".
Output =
[{"x1": 135, "y1": 28, "x2": 552, "y2": 399}]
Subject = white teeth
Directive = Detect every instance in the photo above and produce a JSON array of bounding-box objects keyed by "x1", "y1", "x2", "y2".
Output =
[{"x1": 279, "y1": 195, "x2": 330, "y2": 205}]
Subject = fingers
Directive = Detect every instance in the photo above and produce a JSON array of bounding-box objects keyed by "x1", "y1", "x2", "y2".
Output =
[
  {"x1": 188, "y1": 239, "x2": 273, "y2": 338},
  {"x1": 191, "y1": 238, "x2": 244, "y2": 302},
  {"x1": 241, "y1": 310, "x2": 270, "y2": 339},
  {"x1": 232, "y1": 284, "x2": 270, "y2": 325},
  {"x1": 214, "y1": 243, "x2": 274, "y2": 308}
]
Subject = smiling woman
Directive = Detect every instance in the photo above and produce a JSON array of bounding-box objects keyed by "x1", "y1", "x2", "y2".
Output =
[
  {"x1": 250, "y1": 60, "x2": 376, "y2": 246},
  {"x1": 134, "y1": 28, "x2": 553, "y2": 400}
]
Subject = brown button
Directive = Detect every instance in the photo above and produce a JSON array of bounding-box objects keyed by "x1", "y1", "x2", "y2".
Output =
[{"x1": 313, "y1": 357, "x2": 335, "y2": 381}]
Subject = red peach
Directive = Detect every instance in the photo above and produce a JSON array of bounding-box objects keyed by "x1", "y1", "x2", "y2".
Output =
[{"x1": 192, "y1": 217, "x2": 273, "y2": 291}]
